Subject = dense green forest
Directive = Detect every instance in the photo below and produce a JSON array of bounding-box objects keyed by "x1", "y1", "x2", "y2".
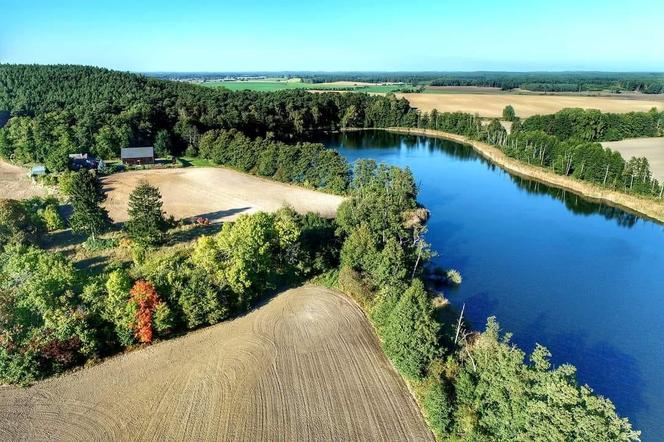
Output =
[
  {"x1": 151, "y1": 71, "x2": 664, "y2": 94},
  {"x1": 0, "y1": 64, "x2": 415, "y2": 171}
]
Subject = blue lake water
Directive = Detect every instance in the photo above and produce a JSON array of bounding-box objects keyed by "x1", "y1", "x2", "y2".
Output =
[{"x1": 318, "y1": 130, "x2": 664, "y2": 440}]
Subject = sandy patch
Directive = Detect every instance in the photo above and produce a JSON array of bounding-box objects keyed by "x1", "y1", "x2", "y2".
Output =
[
  {"x1": 0, "y1": 286, "x2": 432, "y2": 441},
  {"x1": 0, "y1": 161, "x2": 49, "y2": 200},
  {"x1": 102, "y1": 167, "x2": 344, "y2": 223}
]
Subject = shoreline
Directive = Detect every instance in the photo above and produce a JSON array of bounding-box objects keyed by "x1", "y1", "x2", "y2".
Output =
[{"x1": 385, "y1": 127, "x2": 664, "y2": 225}]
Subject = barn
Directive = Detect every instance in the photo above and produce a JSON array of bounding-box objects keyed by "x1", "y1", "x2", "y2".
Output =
[{"x1": 121, "y1": 147, "x2": 155, "y2": 165}]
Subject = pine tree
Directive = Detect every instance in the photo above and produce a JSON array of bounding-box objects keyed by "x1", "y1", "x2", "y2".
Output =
[
  {"x1": 68, "y1": 170, "x2": 110, "y2": 240},
  {"x1": 124, "y1": 180, "x2": 166, "y2": 246}
]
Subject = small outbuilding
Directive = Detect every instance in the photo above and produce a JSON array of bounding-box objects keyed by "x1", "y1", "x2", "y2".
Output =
[
  {"x1": 28, "y1": 165, "x2": 47, "y2": 178},
  {"x1": 121, "y1": 147, "x2": 155, "y2": 165}
]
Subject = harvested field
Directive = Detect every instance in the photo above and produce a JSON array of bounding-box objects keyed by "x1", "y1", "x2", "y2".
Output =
[
  {"x1": 397, "y1": 92, "x2": 664, "y2": 118},
  {"x1": 102, "y1": 167, "x2": 344, "y2": 223},
  {"x1": 0, "y1": 161, "x2": 49, "y2": 199},
  {"x1": 0, "y1": 286, "x2": 433, "y2": 441},
  {"x1": 603, "y1": 137, "x2": 664, "y2": 182}
]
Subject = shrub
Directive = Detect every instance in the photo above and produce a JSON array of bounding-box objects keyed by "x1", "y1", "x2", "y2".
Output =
[
  {"x1": 446, "y1": 269, "x2": 463, "y2": 285},
  {"x1": 338, "y1": 266, "x2": 374, "y2": 309},
  {"x1": 129, "y1": 281, "x2": 162, "y2": 344},
  {"x1": 380, "y1": 279, "x2": 440, "y2": 380},
  {"x1": 422, "y1": 378, "x2": 453, "y2": 438},
  {"x1": 41, "y1": 204, "x2": 64, "y2": 231}
]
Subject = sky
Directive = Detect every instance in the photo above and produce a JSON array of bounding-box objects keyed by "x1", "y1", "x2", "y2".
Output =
[{"x1": 2, "y1": 0, "x2": 663, "y2": 72}]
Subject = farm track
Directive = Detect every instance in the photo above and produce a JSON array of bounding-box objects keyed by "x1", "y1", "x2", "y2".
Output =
[{"x1": 0, "y1": 286, "x2": 433, "y2": 441}]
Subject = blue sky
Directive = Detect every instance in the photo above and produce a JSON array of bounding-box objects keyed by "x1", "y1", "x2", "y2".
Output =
[{"x1": 2, "y1": 0, "x2": 663, "y2": 72}]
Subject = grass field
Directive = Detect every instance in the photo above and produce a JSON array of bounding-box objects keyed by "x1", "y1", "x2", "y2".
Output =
[
  {"x1": 397, "y1": 92, "x2": 664, "y2": 118},
  {"x1": 102, "y1": 167, "x2": 344, "y2": 223},
  {"x1": 0, "y1": 286, "x2": 433, "y2": 441}
]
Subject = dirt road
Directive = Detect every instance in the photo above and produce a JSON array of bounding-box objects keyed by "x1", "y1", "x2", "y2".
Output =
[
  {"x1": 0, "y1": 161, "x2": 49, "y2": 199},
  {"x1": 102, "y1": 167, "x2": 344, "y2": 223},
  {"x1": 397, "y1": 93, "x2": 664, "y2": 118},
  {"x1": 0, "y1": 286, "x2": 432, "y2": 441}
]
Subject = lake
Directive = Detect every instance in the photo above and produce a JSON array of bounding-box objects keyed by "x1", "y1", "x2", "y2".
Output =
[{"x1": 318, "y1": 130, "x2": 664, "y2": 440}]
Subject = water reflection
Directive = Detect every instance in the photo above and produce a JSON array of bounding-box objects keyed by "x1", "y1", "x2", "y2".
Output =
[{"x1": 325, "y1": 130, "x2": 644, "y2": 228}]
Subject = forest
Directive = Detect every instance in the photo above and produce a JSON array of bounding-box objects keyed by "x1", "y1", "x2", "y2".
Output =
[{"x1": 0, "y1": 64, "x2": 415, "y2": 171}]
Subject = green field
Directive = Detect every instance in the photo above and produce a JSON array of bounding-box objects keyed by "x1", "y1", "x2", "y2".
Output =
[{"x1": 200, "y1": 79, "x2": 409, "y2": 93}]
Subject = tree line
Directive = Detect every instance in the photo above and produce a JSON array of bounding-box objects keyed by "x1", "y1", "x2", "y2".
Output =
[
  {"x1": 427, "y1": 72, "x2": 664, "y2": 94},
  {"x1": 414, "y1": 107, "x2": 664, "y2": 198},
  {"x1": 151, "y1": 71, "x2": 664, "y2": 94},
  {"x1": 197, "y1": 128, "x2": 350, "y2": 193}
]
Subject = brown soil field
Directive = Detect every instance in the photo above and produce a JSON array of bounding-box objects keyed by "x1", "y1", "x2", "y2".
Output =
[
  {"x1": 102, "y1": 167, "x2": 344, "y2": 223},
  {"x1": 0, "y1": 161, "x2": 50, "y2": 199},
  {"x1": 388, "y1": 128, "x2": 664, "y2": 224},
  {"x1": 602, "y1": 137, "x2": 664, "y2": 182},
  {"x1": 0, "y1": 286, "x2": 433, "y2": 441},
  {"x1": 396, "y1": 93, "x2": 664, "y2": 118}
]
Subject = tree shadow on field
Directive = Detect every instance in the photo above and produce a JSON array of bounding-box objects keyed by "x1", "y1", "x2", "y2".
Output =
[
  {"x1": 167, "y1": 224, "x2": 223, "y2": 245},
  {"x1": 74, "y1": 255, "x2": 110, "y2": 274},
  {"x1": 194, "y1": 207, "x2": 251, "y2": 223}
]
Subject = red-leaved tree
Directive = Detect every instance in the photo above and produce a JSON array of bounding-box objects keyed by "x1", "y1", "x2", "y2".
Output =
[{"x1": 129, "y1": 280, "x2": 161, "y2": 344}]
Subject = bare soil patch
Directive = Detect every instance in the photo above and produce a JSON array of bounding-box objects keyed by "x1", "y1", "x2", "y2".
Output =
[
  {"x1": 602, "y1": 137, "x2": 664, "y2": 182},
  {"x1": 0, "y1": 286, "x2": 432, "y2": 441},
  {"x1": 0, "y1": 161, "x2": 50, "y2": 200},
  {"x1": 102, "y1": 167, "x2": 344, "y2": 223},
  {"x1": 397, "y1": 93, "x2": 664, "y2": 118}
]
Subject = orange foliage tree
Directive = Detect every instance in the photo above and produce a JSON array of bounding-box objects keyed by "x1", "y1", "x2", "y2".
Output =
[{"x1": 129, "y1": 280, "x2": 161, "y2": 344}]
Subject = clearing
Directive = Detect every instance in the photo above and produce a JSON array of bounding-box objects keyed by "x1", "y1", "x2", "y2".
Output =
[
  {"x1": 102, "y1": 167, "x2": 344, "y2": 223},
  {"x1": 0, "y1": 161, "x2": 49, "y2": 199},
  {"x1": 396, "y1": 92, "x2": 664, "y2": 118},
  {"x1": 0, "y1": 286, "x2": 433, "y2": 441},
  {"x1": 602, "y1": 137, "x2": 664, "y2": 182}
]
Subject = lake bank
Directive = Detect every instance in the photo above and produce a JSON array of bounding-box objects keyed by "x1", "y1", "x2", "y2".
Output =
[{"x1": 385, "y1": 128, "x2": 664, "y2": 224}]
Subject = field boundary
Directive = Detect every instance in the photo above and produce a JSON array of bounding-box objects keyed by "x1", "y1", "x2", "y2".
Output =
[{"x1": 385, "y1": 127, "x2": 664, "y2": 224}]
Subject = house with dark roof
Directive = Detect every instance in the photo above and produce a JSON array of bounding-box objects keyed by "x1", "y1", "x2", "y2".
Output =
[
  {"x1": 68, "y1": 153, "x2": 99, "y2": 170},
  {"x1": 121, "y1": 147, "x2": 155, "y2": 165}
]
